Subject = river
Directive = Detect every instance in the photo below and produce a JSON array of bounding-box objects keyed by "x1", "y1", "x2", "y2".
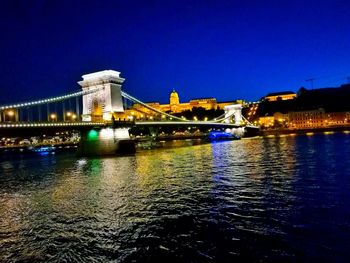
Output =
[{"x1": 1, "y1": 133, "x2": 350, "y2": 262}]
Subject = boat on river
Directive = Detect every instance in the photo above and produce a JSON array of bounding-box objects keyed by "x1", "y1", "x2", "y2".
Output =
[
  {"x1": 207, "y1": 131, "x2": 240, "y2": 141},
  {"x1": 29, "y1": 145, "x2": 56, "y2": 154}
]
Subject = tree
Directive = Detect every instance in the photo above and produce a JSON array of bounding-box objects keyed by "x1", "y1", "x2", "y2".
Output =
[{"x1": 297, "y1": 87, "x2": 307, "y2": 96}]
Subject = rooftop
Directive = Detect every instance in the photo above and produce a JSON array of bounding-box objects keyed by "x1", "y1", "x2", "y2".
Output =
[{"x1": 265, "y1": 91, "x2": 296, "y2": 97}]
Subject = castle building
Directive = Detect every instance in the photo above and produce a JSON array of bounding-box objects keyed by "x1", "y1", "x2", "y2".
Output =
[{"x1": 117, "y1": 90, "x2": 242, "y2": 120}]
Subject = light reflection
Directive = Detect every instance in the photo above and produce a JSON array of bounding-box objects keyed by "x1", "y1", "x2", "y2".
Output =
[
  {"x1": 0, "y1": 134, "x2": 338, "y2": 261},
  {"x1": 77, "y1": 159, "x2": 87, "y2": 166},
  {"x1": 324, "y1": 131, "x2": 334, "y2": 135},
  {"x1": 99, "y1": 128, "x2": 114, "y2": 139}
]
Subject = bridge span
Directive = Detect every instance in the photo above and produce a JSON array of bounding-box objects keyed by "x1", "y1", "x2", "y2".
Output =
[{"x1": 0, "y1": 120, "x2": 248, "y2": 130}]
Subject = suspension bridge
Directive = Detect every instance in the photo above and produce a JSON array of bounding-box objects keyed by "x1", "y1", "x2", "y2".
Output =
[{"x1": 0, "y1": 70, "x2": 258, "y2": 155}]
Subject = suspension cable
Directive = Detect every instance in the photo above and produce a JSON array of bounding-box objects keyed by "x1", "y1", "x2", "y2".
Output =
[
  {"x1": 121, "y1": 91, "x2": 242, "y2": 123},
  {"x1": 0, "y1": 86, "x2": 104, "y2": 110},
  {"x1": 121, "y1": 91, "x2": 187, "y2": 121},
  {"x1": 242, "y1": 115, "x2": 256, "y2": 126}
]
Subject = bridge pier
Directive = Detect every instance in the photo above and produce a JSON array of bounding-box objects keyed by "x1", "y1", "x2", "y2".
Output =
[
  {"x1": 78, "y1": 127, "x2": 135, "y2": 156},
  {"x1": 225, "y1": 127, "x2": 246, "y2": 137}
]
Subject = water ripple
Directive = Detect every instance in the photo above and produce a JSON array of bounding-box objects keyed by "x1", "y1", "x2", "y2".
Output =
[{"x1": 1, "y1": 134, "x2": 350, "y2": 262}]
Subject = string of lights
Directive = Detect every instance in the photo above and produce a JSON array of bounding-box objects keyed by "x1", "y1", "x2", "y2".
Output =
[
  {"x1": 0, "y1": 86, "x2": 104, "y2": 110},
  {"x1": 0, "y1": 122, "x2": 106, "y2": 128}
]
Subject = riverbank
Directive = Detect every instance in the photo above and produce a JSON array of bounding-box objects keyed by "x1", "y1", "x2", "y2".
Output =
[
  {"x1": 0, "y1": 142, "x2": 78, "y2": 154},
  {"x1": 260, "y1": 126, "x2": 350, "y2": 136}
]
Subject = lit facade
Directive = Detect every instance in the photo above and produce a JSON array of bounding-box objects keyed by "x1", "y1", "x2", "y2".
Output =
[
  {"x1": 288, "y1": 109, "x2": 325, "y2": 129},
  {"x1": 288, "y1": 109, "x2": 350, "y2": 129},
  {"x1": 259, "y1": 116, "x2": 275, "y2": 127},
  {"x1": 265, "y1": 91, "x2": 296, "y2": 101},
  {"x1": 326, "y1": 112, "x2": 350, "y2": 126},
  {"x1": 258, "y1": 112, "x2": 288, "y2": 128}
]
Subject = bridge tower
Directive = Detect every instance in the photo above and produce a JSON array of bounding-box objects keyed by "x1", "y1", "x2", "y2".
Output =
[
  {"x1": 78, "y1": 70, "x2": 135, "y2": 156},
  {"x1": 78, "y1": 70, "x2": 125, "y2": 122},
  {"x1": 224, "y1": 104, "x2": 243, "y2": 125}
]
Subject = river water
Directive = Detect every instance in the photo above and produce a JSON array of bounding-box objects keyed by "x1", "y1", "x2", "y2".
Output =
[{"x1": 1, "y1": 133, "x2": 350, "y2": 262}]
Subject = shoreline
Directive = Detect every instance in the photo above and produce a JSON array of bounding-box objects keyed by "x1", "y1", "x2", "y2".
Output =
[{"x1": 260, "y1": 126, "x2": 350, "y2": 136}]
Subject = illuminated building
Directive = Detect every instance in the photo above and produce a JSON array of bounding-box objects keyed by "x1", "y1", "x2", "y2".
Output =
[
  {"x1": 264, "y1": 91, "x2": 296, "y2": 101},
  {"x1": 170, "y1": 89, "x2": 180, "y2": 112},
  {"x1": 117, "y1": 90, "x2": 243, "y2": 120},
  {"x1": 288, "y1": 110, "x2": 325, "y2": 129},
  {"x1": 326, "y1": 112, "x2": 350, "y2": 126},
  {"x1": 288, "y1": 109, "x2": 350, "y2": 129},
  {"x1": 259, "y1": 116, "x2": 275, "y2": 127},
  {"x1": 258, "y1": 112, "x2": 288, "y2": 128}
]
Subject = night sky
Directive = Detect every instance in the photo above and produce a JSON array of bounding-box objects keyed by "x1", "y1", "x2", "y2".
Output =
[{"x1": 0, "y1": 0, "x2": 349, "y2": 105}]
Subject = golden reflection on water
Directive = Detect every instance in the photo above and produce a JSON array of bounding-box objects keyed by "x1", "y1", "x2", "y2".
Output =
[
  {"x1": 1, "y1": 138, "x2": 298, "y2": 211},
  {"x1": 0, "y1": 137, "x2": 299, "y2": 261},
  {"x1": 134, "y1": 143, "x2": 215, "y2": 199},
  {"x1": 2, "y1": 134, "x2": 350, "y2": 262}
]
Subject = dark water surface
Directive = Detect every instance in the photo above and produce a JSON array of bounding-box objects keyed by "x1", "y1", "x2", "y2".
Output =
[{"x1": 1, "y1": 134, "x2": 350, "y2": 262}]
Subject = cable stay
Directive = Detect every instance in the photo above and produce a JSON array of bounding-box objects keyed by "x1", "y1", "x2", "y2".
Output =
[
  {"x1": 121, "y1": 91, "x2": 187, "y2": 122},
  {"x1": 121, "y1": 91, "x2": 243, "y2": 124},
  {"x1": 0, "y1": 86, "x2": 104, "y2": 110},
  {"x1": 241, "y1": 116, "x2": 254, "y2": 126}
]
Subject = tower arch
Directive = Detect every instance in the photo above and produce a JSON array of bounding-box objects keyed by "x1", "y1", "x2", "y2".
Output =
[
  {"x1": 224, "y1": 104, "x2": 243, "y2": 125},
  {"x1": 78, "y1": 70, "x2": 125, "y2": 122}
]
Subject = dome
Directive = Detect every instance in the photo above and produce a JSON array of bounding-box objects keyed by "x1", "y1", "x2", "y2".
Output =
[{"x1": 170, "y1": 89, "x2": 180, "y2": 105}]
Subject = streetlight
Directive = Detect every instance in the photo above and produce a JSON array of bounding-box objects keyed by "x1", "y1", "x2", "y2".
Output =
[
  {"x1": 64, "y1": 111, "x2": 72, "y2": 122},
  {"x1": 50, "y1": 113, "x2": 57, "y2": 122},
  {"x1": 5, "y1": 110, "x2": 15, "y2": 122}
]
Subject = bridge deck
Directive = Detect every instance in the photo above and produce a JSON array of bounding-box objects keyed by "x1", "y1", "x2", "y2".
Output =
[
  {"x1": 0, "y1": 121, "x2": 258, "y2": 130},
  {"x1": 134, "y1": 121, "x2": 243, "y2": 128}
]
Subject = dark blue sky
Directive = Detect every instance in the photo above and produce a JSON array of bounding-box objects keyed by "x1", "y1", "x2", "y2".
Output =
[{"x1": 0, "y1": 0, "x2": 349, "y2": 104}]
